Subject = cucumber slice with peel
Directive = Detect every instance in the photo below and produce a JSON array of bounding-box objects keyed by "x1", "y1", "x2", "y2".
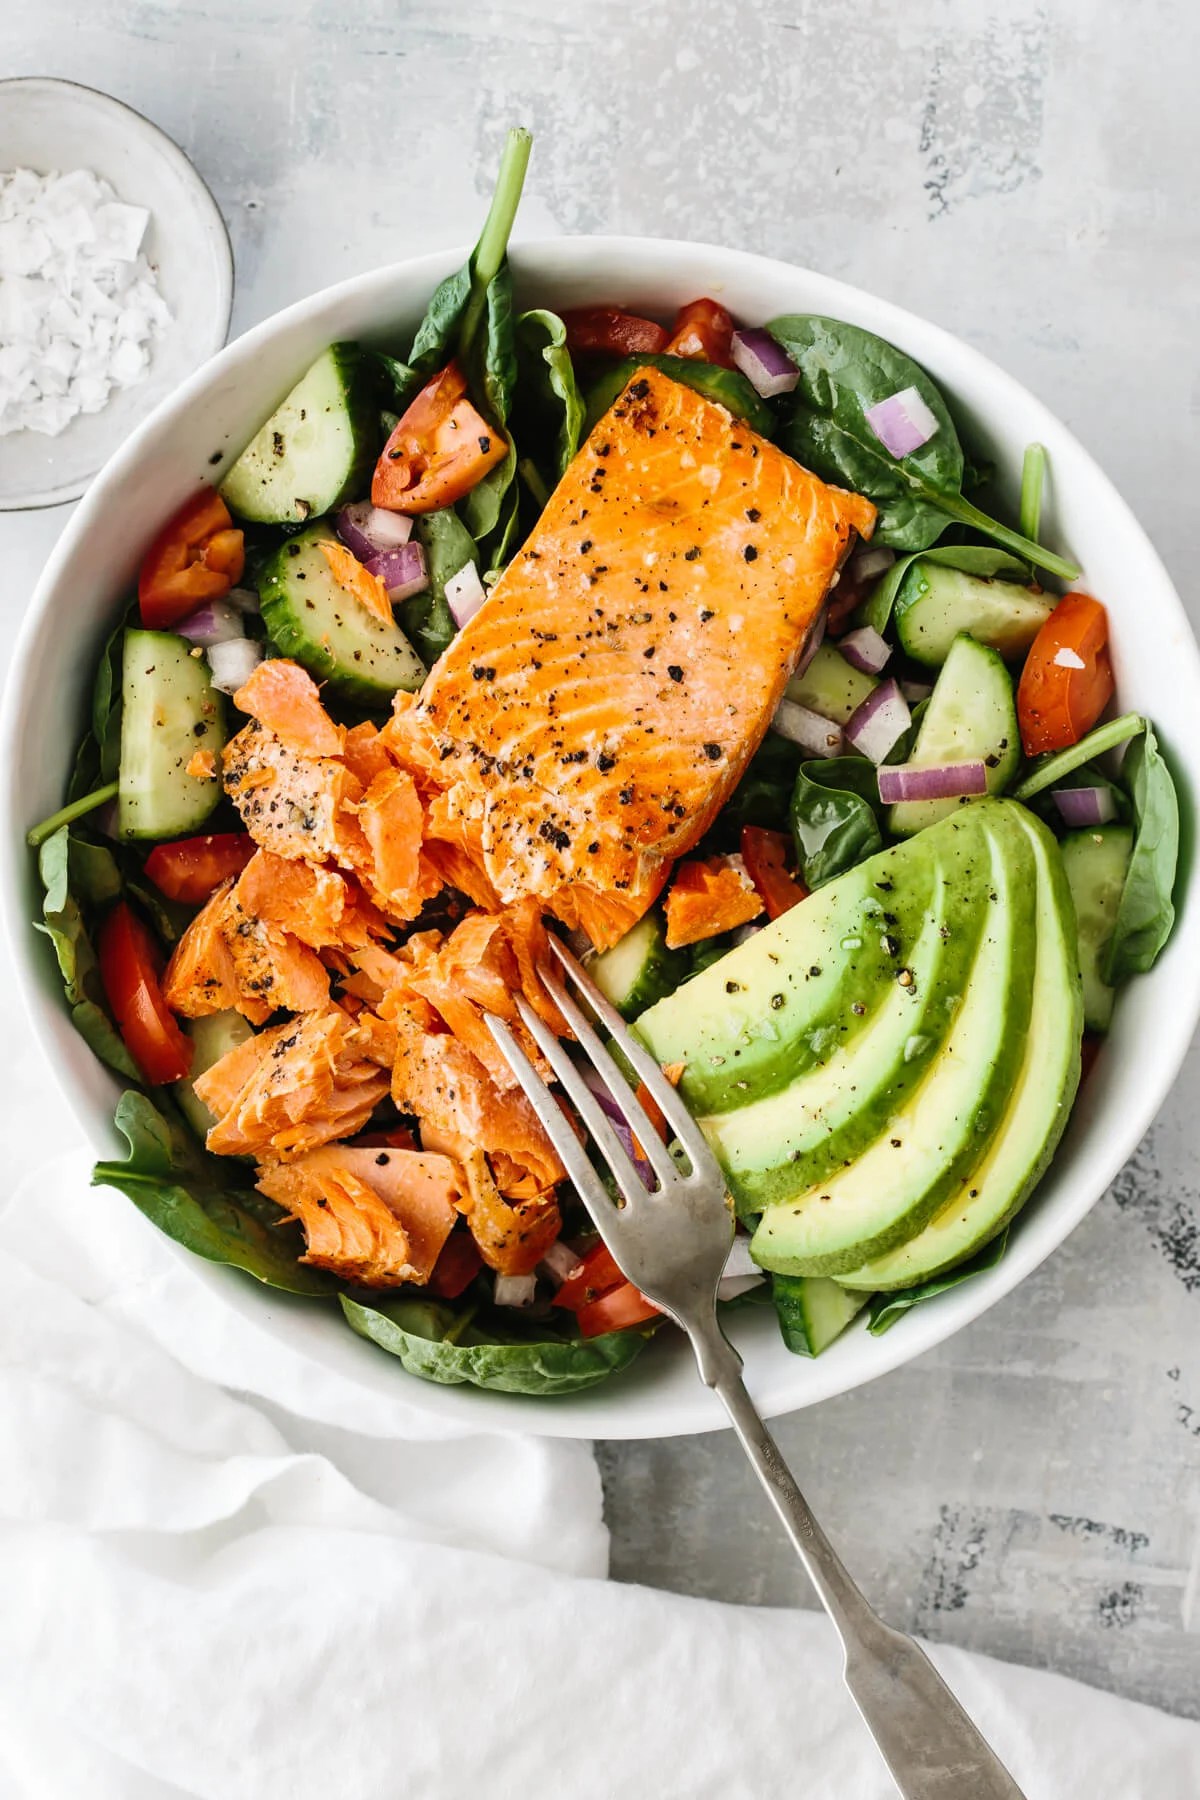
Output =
[
  {"x1": 220, "y1": 344, "x2": 377, "y2": 526},
  {"x1": 587, "y1": 910, "x2": 688, "y2": 1020},
  {"x1": 1060, "y1": 825, "x2": 1133, "y2": 1032},
  {"x1": 771, "y1": 1274, "x2": 868, "y2": 1355},
  {"x1": 894, "y1": 562, "x2": 1053, "y2": 667},
  {"x1": 118, "y1": 630, "x2": 226, "y2": 840},
  {"x1": 175, "y1": 1010, "x2": 256, "y2": 1142},
  {"x1": 888, "y1": 633, "x2": 1019, "y2": 836}
]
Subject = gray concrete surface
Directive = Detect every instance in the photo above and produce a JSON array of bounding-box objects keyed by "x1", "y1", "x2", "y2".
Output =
[{"x1": 4, "y1": 0, "x2": 1198, "y2": 1718}]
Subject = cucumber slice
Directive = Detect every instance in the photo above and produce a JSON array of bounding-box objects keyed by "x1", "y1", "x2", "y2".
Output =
[
  {"x1": 894, "y1": 563, "x2": 1053, "y2": 667},
  {"x1": 772, "y1": 1274, "x2": 868, "y2": 1356},
  {"x1": 587, "y1": 910, "x2": 688, "y2": 1020},
  {"x1": 259, "y1": 523, "x2": 426, "y2": 704},
  {"x1": 889, "y1": 634, "x2": 1019, "y2": 837},
  {"x1": 1060, "y1": 825, "x2": 1134, "y2": 1031},
  {"x1": 119, "y1": 630, "x2": 226, "y2": 840},
  {"x1": 175, "y1": 1010, "x2": 256, "y2": 1141},
  {"x1": 786, "y1": 642, "x2": 877, "y2": 725},
  {"x1": 220, "y1": 345, "x2": 377, "y2": 526}
]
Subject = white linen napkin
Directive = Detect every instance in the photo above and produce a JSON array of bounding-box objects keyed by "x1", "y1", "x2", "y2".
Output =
[{"x1": 1, "y1": 1154, "x2": 1197, "y2": 1800}]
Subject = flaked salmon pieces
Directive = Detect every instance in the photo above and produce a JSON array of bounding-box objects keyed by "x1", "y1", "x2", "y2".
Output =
[
  {"x1": 418, "y1": 366, "x2": 875, "y2": 947},
  {"x1": 257, "y1": 1144, "x2": 461, "y2": 1286}
]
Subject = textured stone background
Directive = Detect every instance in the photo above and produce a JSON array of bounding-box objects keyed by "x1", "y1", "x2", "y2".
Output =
[{"x1": 5, "y1": 0, "x2": 1199, "y2": 1719}]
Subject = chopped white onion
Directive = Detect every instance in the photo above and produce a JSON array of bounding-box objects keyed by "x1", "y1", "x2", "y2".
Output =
[
  {"x1": 771, "y1": 697, "x2": 844, "y2": 757},
  {"x1": 730, "y1": 327, "x2": 801, "y2": 399},
  {"x1": 445, "y1": 560, "x2": 486, "y2": 629},
  {"x1": 863, "y1": 386, "x2": 940, "y2": 458},
  {"x1": 723, "y1": 1235, "x2": 760, "y2": 1280},
  {"x1": 494, "y1": 1272, "x2": 537, "y2": 1309},
  {"x1": 838, "y1": 625, "x2": 892, "y2": 675},
  {"x1": 539, "y1": 1241, "x2": 583, "y2": 1285},
  {"x1": 718, "y1": 1272, "x2": 766, "y2": 1302},
  {"x1": 845, "y1": 679, "x2": 911, "y2": 764},
  {"x1": 225, "y1": 586, "x2": 261, "y2": 615},
  {"x1": 208, "y1": 637, "x2": 264, "y2": 695}
]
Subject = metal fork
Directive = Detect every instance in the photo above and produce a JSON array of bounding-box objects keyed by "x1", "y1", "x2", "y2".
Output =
[{"x1": 485, "y1": 938, "x2": 1026, "y2": 1800}]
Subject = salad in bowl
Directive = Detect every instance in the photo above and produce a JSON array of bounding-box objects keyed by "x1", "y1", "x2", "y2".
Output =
[{"x1": 24, "y1": 131, "x2": 1183, "y2": 1401}]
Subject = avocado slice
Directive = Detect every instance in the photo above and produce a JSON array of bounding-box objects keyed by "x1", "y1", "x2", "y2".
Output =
[
  {"x1": 835, "y1": 808, "x2": 1082, "y2": 1291},
  {"x1": 749, "y1": 805, "x2": 1037, "y2": 1274}
]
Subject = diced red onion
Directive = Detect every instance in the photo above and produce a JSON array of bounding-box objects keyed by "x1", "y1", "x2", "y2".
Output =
[
  {"x1": 863, "y1": 386, "x2": 940, "y2": 458},
  {"x1": 445, "y1": 560, "x2": 486, "y2": 629},
  {"x1": 225, "y1": 586, "x2": 261, "y2": 615},
  {"x1": 208, "y1": 637, "x2": 264, "y2": 695},
  {"x1": 845, "y1": 679, "x2": 911, "y2": 764},
  {"x1": 1052, "y1": 785, "x2": 1118, "y2": 829},
  {"x1": 899, "y1": 678, "x2": 934, "y2": 704},
  {"x1": 847, "y1": 544, "x2": 895, "y2": 582},
  {"x1": 176, "y1": 598, "x2": 245, "y2": 646},
  {"x1": 877, "y1": 759, "x2": 989, "y2": 804},
  {"x1": 839, "y1": 625, "x2": 892, "y2": 676},
  {"x1": 494, "y1": 1272, "x2": 537, "y2": 1308},
  {"x1": 539, "y1": 1241, "x2": 583, "y2": 1286},
  {"x1": 337, "y1": 500, "x2": 413, "y2": 560},
  {"x1": 731, "y1": 922, "x2": 764, "y2": 947},
  {"x1": 718, "y1": 1272, "x2": 766, "y2": 1302},
  {"x1": 730, "y1": 327, "x2": 800, "y2": 399},
  {"x1": 795, "y1": 608, "x2": 827, "y2": 678},
  {"x1": 95, "y1": 798, "x2": 120, "y2": 840},
  {"x1": 771, "y1": 697, "x2": 844, "y2": 758},
  {"x1": 365, "y1": 541, "x2": 428, "y2": 602},
  {"x1": 580, "y1": 1065, "x2": 655, "y2": 1186}
]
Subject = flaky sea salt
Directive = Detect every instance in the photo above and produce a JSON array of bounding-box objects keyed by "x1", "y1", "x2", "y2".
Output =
[{"x1": 0, "y1": 167, "x2": 171, "y2": 438}]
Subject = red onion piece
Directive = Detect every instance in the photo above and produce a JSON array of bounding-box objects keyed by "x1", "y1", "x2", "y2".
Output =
[
  {"x1": 1052, "y1": 785, "x2": 1118, "y2": 829},
  {"x1": 493, "y1": 1272, "x2": 537, "y2": 1308},
  {"x1": 795, "y1": 607, "x2": 827, "y2": 678},
  {"x1": 845, "y1": 679, "x2": 911, "y2": 764},
  {"x1": 95, "y1": 798, "x2": 120, "y2": 840},
  {"x1": 863, "y1": 386, "x2": 940, "y2": 458},
  {"x1": 225, "y1": 586, "x2": 261, "y2": 615},
  {"x1": 580, "y1": 1065, "x2": 655, "y2": 1186},
  {"x1": 771, "y1": 697, "x2": 844, "y2": 758},
  {"x1": 445, "y1": 560, "x2": 485, "y2": 629},
  {"x1": 877, "y1": 760, "x2": 988, "y2": 804},
  {"x1": 365, "y1": 540, "x2": 428, "y2": 602},
  {"x1": 337, "y1": 501, "x2": 413, "y2": 560},
  {"x1": 899, "y1": 678, "x2": 934, "y2": 704},
  {"x1": 838, "y1": 625, "x2": 892, "y2": 676},
  {"x1": 847, "y1": 544, "x2": 895, "y2": 583},
  {"x1": 730, "y1": 328, "x2": 800, "y2": 399},
  {"x1": 176, "y1": 598, "x2": 245, "y2": 646},
  {"x1": 208, "y1": 637, "x2": 264, "y2": 696}
]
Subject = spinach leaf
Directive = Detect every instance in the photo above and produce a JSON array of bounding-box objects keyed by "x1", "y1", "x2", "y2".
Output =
[
  {"x1": 1103, "y1": 722, "x2": 1180, "y2": 983},
  {"x1": 859, "y1": 544, "x2": 1029, "y2": 637},
  {"x1": 364, "y1": 348, "x2": 421, "y2": 415},
  {"x1": 767, "y1": 316, "x2": 1077, "y2": 581},
  {"x1": 867, "y1": 1229, "x2": 1010, "y2": 1335},
  {"x1": 718, "y1": 730, "x2": 803, "y2": 836},
  {"x1": 341, "y1": 1292, "x2": 650, "y2": 1395},
  {"x1": 405, "y1": 509, "x2": 480, "y2": 665},
  {"x1": 1020, "y1": 442, "x2": 1047, "y2": 545},
  {"x1": 92, "y1": 609, "x2": 127, "y2": 783},
  {"x1": 582, "y1": 354, "x2": 777, "y2": 440},
  {"x1": 94, "y1": 1091, "x2": 337, "y2": 1296},
  {"x1": 516, "y1": 307, "x2": 585, "y2": 481},
  {"x1": 35, "y1": 827, "x2": 138, "y2": 1081},
  {"x1": 1011, "y1": 712, "x2": 1145, "y2": 802},
  {"x1": 791, "y1": 757, "x2": 884, "y2": 888}
]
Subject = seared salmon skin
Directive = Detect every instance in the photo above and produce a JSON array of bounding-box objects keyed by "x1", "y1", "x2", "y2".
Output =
[{"x1": 418, "y1": 367, "x2": 875, "y2": 946}]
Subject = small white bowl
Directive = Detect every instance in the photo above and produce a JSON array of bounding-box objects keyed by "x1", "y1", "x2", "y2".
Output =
[
  {"x1": 0, "y1": 78, "x2": 232, "y2": 511},
  {"x1": 3, "y1": 237, "x2": 1198, "y2": 1439}
]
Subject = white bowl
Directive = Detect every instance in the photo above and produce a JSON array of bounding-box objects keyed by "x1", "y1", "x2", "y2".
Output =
[
  {"x1": 0, "y1": 78, "x2": 233, "y2": 511},
  {"x1": 3, "y1": 238, "x2": 1197, "y2": 1439}
]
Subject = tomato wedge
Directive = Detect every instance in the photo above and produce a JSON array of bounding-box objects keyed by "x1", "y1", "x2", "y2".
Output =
[
  {"x1": 98, "y1": 902, "x2": 193, "y2": 1086},
  {"x1": 552, "y1": 1241, "x2": 624, "y2": 1312},
  {"x1": 428, "y1": 1231, "x2": 484, "y2": 1300},
  {"x1": 138, "y1": 490, "x2": 245, "y2": 630},
  {"x1": 1017, "y1": 593, "x2": 1114, "y2": 755},
  {"x1": 576, "y1": 1281, "x2": 660, "y2": 1338},
  {"x1": 371, "y1": 360, "x2": 508, "y2": 513},
  {"x1": 144, "y1": 833, "x2": 255, "y2": 905},
  {"x1": 561, "y1": 306, "x2": 668, "y2": 358},
  {"x1": 664, "y1": 296, "x2": 735, "y2": 367},
  {"x1": 740, "y1": 826, "x2": 808, "y2": 919}
]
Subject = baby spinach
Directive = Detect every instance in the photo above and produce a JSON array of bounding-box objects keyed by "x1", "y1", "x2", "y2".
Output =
[
  {"x1": 582, "y1": 354, "x2": 777, "y2": 440},
  {"x1": 516, "y1": 307, "x2": 585, "y2": 482},
  {"x1": 859, "y1": 544, "x2": 1029, "y2": 637},
  {"x1": 766, "y1": 316, "x2": 1077, "y2": 580},
  {"x1": 718, "y1": 731, "x2": 804, "y2": 836},
  {"x1": 1102, "y1": 722, "x2": 1180, "y2": 983},
  {"x1": 405, "y1": 508, "x2": 480, "y2": 665},
  {"x1": 791, "y1": 757, "x2": 884, "y2": 888},
  {"x1": 341, "y1": 1291, "x2": 650, "y2": 1395},
  {"x1": 35, "y1": 827, "x2": 137, "y2": 1080},
  {"x1": 1012, "y1": 712, "x2": 1145, "y2": 802},
  {"x1": 94, "y1": 1091, "x2": 337, "y2": 1297},
  {"x1": 867, "y1": 1229, "x2": 1010, "y2": 1335}
]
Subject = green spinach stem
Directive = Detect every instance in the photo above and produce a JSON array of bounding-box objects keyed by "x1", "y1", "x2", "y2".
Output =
[
  {"x1": 459, "y1": 127, "x2": 532, "y2": 355},
  {"x1": 938, "y1": 491, "x2": 1078, "y2": 582},
  {"x1": 1020, "y1": 442, "x2": 1046, "y2": 546},
  {"x1": 1012, "y1": 713, "x2": 1144, "y2": 801},
  {"x1": 27, "y1": 780, "x2": 119, "y2": 849}
]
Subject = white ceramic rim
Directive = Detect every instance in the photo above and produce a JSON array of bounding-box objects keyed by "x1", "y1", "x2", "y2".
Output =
[
  {"x1": 3, "y1": 234, "x2": 1197, "y2": 1438},
  {"x1": 0, "y1": 76, "x2": 234, "y2": 512}
]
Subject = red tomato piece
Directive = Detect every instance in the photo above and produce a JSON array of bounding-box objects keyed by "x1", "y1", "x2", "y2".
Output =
[
  {"x1": 144, "y1": 833, "x2": 255, "y2": 906},
  {"x1": 552, "y1": 1241, "x2": 625, "y2": 1313},
  {"x1": 428, "y1": 1231, "x2": 484, "y2": 1300},
  {"x1": 740, "y1": 826, "x2": 808, "y2": 920},
  {"x1": 1017, "y1": 593, "x2": 1115, "y2": 755},
  {"x1": 664, "y1": 296, "x2": 735, "y2": 367},
  {"x1": 371, "y1": 360, "x2": 508, "y2": 513},
  {"x1": 98, "y1": 902, "x2": 193, "y2": 1086},
  {"x1": 560, "y1": 306, "x2": 669, "y2": 358},
  {"x1": 138, "y1": 490, "x2": 245, "y2": 630},
  {"x1": 576, "y1": 1281, "x2": 661, "y2": 1338}
]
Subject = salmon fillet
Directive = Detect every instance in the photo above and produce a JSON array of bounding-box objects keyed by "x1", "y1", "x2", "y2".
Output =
[
  {"x1": 418, "y1": 367, "x2": 875, "y2": 946},
  {"x1": 257, "y1": 1143, "x2": 461, "y2": 1285}
]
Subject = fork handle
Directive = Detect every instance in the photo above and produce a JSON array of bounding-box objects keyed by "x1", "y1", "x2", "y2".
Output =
[{"x1": 702, "y1": 1340, "x2": 1026, "y2": 1798}]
